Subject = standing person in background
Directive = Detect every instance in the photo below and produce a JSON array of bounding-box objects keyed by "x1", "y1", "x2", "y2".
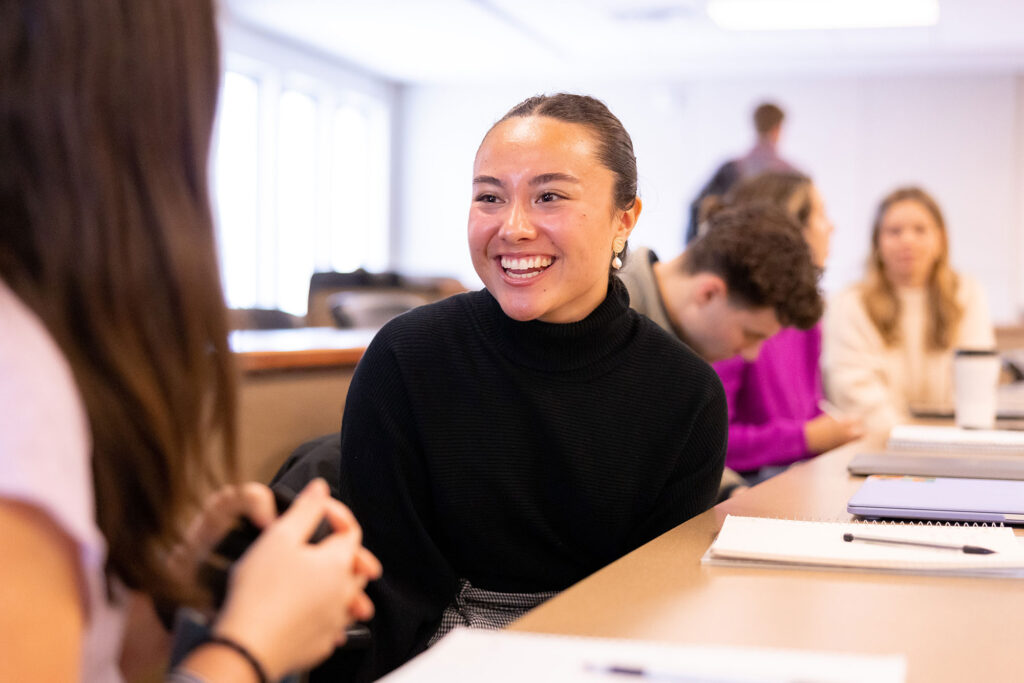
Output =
[
  {"x1": 709, "y1": 173, "x2": 862, "y2": 484},
  {"x1": 618, "y1": 201, "x2": 826, "y2": 494},
  {"x1": 0, "y1": 2, "x2": 380, "y2": 681},
  {"x1": 685, "y1": 102, "x2": 798, "y2": 244},
  {"x1": 823, "y1": 187, "x2": 994, "y2": 437}
]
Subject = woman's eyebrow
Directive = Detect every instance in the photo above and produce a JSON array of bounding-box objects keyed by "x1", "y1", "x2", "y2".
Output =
[{"x1": 531, "y1": 172, "x2": 579, "y2": 186}]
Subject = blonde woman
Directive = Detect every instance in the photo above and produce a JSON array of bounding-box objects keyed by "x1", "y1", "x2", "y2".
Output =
[{"x1": 823, "y1": 187, "x2": 994, "y2": 436}]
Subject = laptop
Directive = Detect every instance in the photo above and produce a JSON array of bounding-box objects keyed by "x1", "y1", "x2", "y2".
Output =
[
  {"x1": 848, "y1": 452, "x2": 1024, "y2": 481},
  {"x1": 847, "y1": 475, "x2": 1024, "y2": 525}
]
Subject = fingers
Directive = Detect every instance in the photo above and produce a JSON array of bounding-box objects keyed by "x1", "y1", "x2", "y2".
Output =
[
  {"x1": 187, "y1": 486, "x2": 246, "y2": 552},
  {"x1": 236, "y1": 482, "x2": 277, "y2": 528},
  {"x1": 266, "y1": 481, "x2": 380, "y2": 583},
  {"x1": 348, "y1": 591, "x2": 375, "y2": 622},
  {"x1": 321, "y1": 497, "x2": 362, "y2": 535},
  {"x1": 272, "y1": 478, "x2": 334, "y2": 541},
  {"x1": 314, "y1": 516, "x2": 379, "y2": 580},
  {"x1": 354, "y1": 547, "x2": 382, "y2": 579}
]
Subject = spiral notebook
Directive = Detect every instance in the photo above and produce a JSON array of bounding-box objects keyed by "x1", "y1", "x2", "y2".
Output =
[{"x1": 702, "y1": 515, "x2": 1024, "y2": 577}]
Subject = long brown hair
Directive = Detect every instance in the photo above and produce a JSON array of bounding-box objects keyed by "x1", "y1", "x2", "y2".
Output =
[
  {"x1": 862, "y1": 187, "x2": 962, "y2": 350},
  {"x1": 0, "y1": 0, "x2": 234, "y2": 605}
]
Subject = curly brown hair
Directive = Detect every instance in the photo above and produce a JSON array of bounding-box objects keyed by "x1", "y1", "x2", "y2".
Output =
[{"x1": 682, "y1": 204, "x2": 823, "y2": 329}]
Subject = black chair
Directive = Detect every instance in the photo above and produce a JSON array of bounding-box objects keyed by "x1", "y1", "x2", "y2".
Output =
[
  {"x1": 305, "y1": 269, "x2": 465, "y2": 327},
  {"x1": 269, "y1": 432, "x2": 371, "y2": 651},
  {"x1": 227, "y1": 307, "x2": 303, "y2": 331}
]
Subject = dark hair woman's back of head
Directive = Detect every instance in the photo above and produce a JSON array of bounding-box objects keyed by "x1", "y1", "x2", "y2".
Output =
[
  {"x1": 0, "y1": 0, "x2": 230, "y2": 606},
  {"x1": 683, "y1": 204, "x2": 824, "y2": 330}
]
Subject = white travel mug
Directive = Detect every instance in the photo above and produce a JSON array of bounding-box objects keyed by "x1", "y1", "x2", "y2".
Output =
[{"x1": 953, "y1": 348, "x2": 1001, "y2": 429}]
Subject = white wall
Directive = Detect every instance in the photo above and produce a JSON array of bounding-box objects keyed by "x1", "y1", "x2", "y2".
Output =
[{"x1": 396, "y1": 73, "x2": 1024, "y2": 323}]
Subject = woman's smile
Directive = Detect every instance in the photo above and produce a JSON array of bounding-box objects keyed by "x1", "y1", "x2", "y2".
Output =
[{"x1": 499, "y1": 255, "x2": 555, "y2": 280}]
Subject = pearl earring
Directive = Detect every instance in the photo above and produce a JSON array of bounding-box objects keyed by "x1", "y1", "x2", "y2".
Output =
[{"x1": 611, "y1": 238, "x2": 626, "y2": 270}]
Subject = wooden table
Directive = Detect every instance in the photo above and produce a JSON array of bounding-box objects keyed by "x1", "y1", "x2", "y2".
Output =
[
  {"x1": 231, "y1": 327, "x2": 376, "y2": 372},
  {"x1": 231, "y1": 327, "x2": 375, "y2": 482},
  {"x1": 510, "y1": 440, "x2": 1024, "y2": 682}
]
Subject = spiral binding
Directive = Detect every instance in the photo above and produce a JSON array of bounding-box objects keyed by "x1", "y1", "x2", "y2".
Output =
[{"x1": 753, "y1": 514, "x2": 1004, "y2": 528}]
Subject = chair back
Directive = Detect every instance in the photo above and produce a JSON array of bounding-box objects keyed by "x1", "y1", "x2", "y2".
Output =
[{"x1": 306, "y1": 269, "x2": 465, "y2": 327}]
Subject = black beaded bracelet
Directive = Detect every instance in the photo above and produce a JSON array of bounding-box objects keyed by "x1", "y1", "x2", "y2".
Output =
[{"x1": 203, "y1": 634, "x2": 269, "y2": 683}]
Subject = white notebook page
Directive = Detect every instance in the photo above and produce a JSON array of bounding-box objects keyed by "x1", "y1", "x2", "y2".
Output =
[{"x1": 704, "y1": 515, "x2": 1024, "y2": 575}]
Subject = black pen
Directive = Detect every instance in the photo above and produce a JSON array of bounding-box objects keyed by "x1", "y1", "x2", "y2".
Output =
[
  {"x1": 584, "y1": 663, "x2": 804, "y2": 683},
  {"x1": 842, "y1": 532, "x2": 996, "y2": 555}
]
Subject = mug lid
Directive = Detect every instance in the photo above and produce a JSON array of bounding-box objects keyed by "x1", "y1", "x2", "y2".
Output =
[{"x1": 954, "y1": 348, "x2": 998, "y2": 357}]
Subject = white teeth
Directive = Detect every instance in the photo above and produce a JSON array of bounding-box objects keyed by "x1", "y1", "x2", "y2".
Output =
[
  {"x1": 500, "y1": 255, "x2": 553, "y2": 270},
  {"x1": 507, "y1": 270, "x2": 542, "y2": 279}
]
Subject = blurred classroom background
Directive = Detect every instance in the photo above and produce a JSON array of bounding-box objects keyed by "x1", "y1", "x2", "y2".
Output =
[{"x1": 213, "y1": 0, "x2": 1024, "y2": 325}]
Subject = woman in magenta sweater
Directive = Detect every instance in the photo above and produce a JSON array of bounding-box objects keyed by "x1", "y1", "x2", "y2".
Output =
[{"x1": 710, "y1": 173, "x2": 862, "y2": 481}]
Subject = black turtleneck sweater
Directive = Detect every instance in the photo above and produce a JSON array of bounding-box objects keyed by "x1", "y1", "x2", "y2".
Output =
[{"x1": 320, "y1": 277, "x2": 726, "y2": 681}]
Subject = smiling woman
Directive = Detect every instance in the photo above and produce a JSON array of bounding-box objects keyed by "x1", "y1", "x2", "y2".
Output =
[
  {"x1": 312, "y1": 93, "x2": 728, "y2": 681},
  {"x1": 469, "y1": 115, "x2": 639, "y2": 323}
]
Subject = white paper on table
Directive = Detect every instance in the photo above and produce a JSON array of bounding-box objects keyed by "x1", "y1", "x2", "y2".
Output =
[{"x1": 380, "y1": 628, "x2": 906, "y2": 683}]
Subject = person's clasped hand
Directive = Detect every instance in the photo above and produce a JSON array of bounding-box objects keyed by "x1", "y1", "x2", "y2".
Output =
[
  {"x1": 207, "y1": 478, "x2": 381, "y2": 681},
  {"x1": 804, "y1": 413, "x2": 864, "y2": 454}
]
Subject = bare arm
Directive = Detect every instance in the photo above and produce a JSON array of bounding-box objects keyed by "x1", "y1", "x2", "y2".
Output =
[{"x1": 0, "y1": 500, "x2": 84, "y2": 681}]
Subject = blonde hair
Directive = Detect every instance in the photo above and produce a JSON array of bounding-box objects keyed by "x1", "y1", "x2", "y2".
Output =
[{"x1": 862, "y1": 187, "x2": 962, "y2": 350}]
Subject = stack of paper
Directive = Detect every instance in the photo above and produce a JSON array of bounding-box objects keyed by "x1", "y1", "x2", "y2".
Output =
[
  {"x1": 847, "y1": 451, "x2": 1024, "y2": 480},
  {"x1": 887, "y1": 425, "x2": 1024, "y2": 454},
  {"x1": 382, "y1": 628, "x2": 906, "y2": 682},
  {"x1": 703, "y1": 515, "x2": 1024, "y2": 577}
]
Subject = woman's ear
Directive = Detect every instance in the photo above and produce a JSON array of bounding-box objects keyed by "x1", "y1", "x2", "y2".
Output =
[{"x1": 615, "y1": 197, "x2": 642, "y2": 244}]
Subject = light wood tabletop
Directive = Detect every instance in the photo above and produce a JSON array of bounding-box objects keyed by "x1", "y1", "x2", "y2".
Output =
[
  {"x1": 231, "y1": 327, "x2": 376, "y2": 372},
  {"x1": 510, "y1": 440, "x2": 1024, "y2": 682}
]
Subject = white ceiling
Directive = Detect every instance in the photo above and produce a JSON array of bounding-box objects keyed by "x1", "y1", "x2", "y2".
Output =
[{"x1": 222, "y1": 0, "x2": 1024, "y2": 84}]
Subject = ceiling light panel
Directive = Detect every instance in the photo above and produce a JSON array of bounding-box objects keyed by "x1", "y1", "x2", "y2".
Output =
[{"x1": 708, "y1": 0, "x2": 940, "y2": 31}]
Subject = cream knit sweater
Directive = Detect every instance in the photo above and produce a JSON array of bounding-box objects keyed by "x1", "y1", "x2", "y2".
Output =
[{"x1": 822, "y1": 274, "x2": 994, "y2": 437}]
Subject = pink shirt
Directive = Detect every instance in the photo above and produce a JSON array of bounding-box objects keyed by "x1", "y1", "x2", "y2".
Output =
[
  {"x1": 712, "y1": 325, "x2": 823, "y2": 472},
  {"x1": 0, "y1": 279, "x2": 126, "y2": 681}
]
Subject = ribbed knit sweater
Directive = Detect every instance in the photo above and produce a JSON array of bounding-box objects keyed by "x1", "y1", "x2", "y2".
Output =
[{"x1": 319, "y1": 277, "x2": 726, "y2": 681}]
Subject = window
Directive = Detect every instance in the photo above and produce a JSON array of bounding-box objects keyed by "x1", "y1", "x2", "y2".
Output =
[
  {"x1": 212, "y1": 59, "x2": 390, "y2": 316},
  {"x1": 213, "y1": 71, "x2": 260, "y2": 309}
]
